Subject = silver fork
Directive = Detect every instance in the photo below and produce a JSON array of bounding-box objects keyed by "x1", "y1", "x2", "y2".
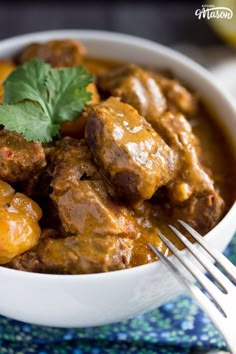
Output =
[{"x1": 149, "y1": 220, "x2": 236, "y2": 353}]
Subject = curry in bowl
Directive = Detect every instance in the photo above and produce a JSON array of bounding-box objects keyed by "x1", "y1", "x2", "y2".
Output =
[{"x1": 0, "y1": 39, "x2": 235, "y2": 274}]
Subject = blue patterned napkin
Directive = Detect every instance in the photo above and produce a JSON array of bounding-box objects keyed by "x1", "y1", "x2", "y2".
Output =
[{"x1": 0, "y1": 235, "x2": 235, "y2": 354}]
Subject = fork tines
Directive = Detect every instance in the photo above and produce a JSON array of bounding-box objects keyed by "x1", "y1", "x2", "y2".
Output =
[{"x1": 148, "y1": 220, "x2": 236, "y2": 353}]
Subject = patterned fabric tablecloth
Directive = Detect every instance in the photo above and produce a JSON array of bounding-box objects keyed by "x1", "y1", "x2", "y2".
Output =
[{"x1": 0, "y1": 235, "x2": 235, "y2": 354}]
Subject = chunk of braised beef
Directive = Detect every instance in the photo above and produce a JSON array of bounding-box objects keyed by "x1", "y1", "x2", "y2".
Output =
[
  {"x1": 171, "y1": 190, "x2": 225, "y2": 234},
  {"x1": 7, "y1": 231, "x2": 133, "y2": 274},
  {"x1": 85, "y1": 97, "x2": 177, "y2": 203},
  {"x1": 151, "y1": 111, "x2": 225, "y2": 227},
  {"x1": 154, "y1": 112, "x2": 216, "y2": 202},
  {"x1": 98, "y1": 64, "x2": 167, "y2": 123},
  {"x1": 50, "y1": 137, "x2": 139, "y2": 239},
  {"x1": 0, "y1": 130, "x2": 46, "y2": 184},
  {"x1": 15, "y1": 39, "x2": 86, "y2": 67},
  {"x1": 98, "y1": 63, "x2": 197, "y2": 118},
  {"x1": 151, "y1": 72, "x2": 198, "y2": 115}
]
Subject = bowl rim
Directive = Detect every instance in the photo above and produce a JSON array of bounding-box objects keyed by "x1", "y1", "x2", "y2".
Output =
[{"x1": 0, "y1": 29, "x2": 235, "y2": 280}]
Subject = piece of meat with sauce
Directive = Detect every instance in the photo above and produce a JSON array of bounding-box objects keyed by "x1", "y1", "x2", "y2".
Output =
[
  {"x1": 152, "y1": 72, "x2": 197, "y2": 115},
  {"x1": 0, "y1": 130, "x2": 46, "y2": 183},
  {"x1": 98, "y1": 64, "x2": 167, "y2": 124},
  {"x1": 98, "y1": 63, "x2": 197, "y2": 118},
  {"x1": 50, "y1": 137, "x2": 139, "y2": 238},
  {"x1": 8, "y1": 230, "x2": 133, "y2": 274},
  {"x1": 85, "y1": 97, "x2": 177, "y2": 203},
  {"x1": 171, "y1": 191, "x2": 225, "y2": 234},
  {"x1": 154, "y1": 112, "x2": 216, "y2": 200},
  {"x1": 152, "y1": 112, "x2": 225, "y2": 232},
  {"x1": 16, "y1": 39, "x2": 86, "y2": 67}
]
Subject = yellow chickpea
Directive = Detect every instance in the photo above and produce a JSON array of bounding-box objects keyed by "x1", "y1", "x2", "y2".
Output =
[
  {"x1": 0, "y1": 180, "x2": 42, "y2": 264},
  {"x1": 0, "y1": 60, "x2": 16, "y2": 103},
  {"x1": 170, "y1": 182, "x2": 192, "y2": 203}
]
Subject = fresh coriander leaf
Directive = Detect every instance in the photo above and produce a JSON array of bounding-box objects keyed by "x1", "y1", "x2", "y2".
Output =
[
  {"x1": 4, "y1": 59, "x2": 50, "y2": 106},
  {"x1": 47, "y1": 66, "x2": 92, "y2": 122},
  {"x1": 52, "y1": 88, "x2": 92, "y2": 122},
  {"x1": 0, "y1": 59, "x2": 93, "y2": 142},
  {"x1": 0, "y1": 101, "x2": 59, "y2": 142}
]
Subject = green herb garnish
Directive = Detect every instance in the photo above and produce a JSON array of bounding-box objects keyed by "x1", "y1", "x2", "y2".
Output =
[{"x1": 0, "y1": 59, "x2": 93, "y2": 142}]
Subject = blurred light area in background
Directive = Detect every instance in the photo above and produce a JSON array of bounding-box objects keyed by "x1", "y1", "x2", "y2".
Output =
[{"x1": 207, "y1": 0, "x2": 236, "y2": 46}]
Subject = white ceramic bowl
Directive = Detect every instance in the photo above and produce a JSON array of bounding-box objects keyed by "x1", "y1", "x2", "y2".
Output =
[{"x1": 0, "y1": 30, "x2": 235, "y2": 327}]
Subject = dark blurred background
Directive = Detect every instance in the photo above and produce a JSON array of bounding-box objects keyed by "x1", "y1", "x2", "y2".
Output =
[{"x1": 0, "y1": 0, "x2": 224, "y2": 47}]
